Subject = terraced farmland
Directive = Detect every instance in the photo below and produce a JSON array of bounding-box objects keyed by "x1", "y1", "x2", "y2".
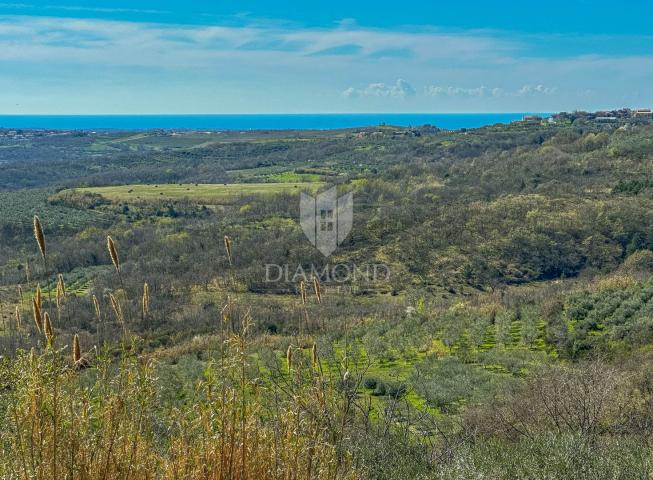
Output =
[{"x1": 0, "y1": 189, "x2": 113, "y2": 232}]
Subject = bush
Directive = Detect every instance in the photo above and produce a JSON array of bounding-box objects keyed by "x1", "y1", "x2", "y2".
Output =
[
  {"x1": 363, "y1": 376, "x2": 379, "y2": 389},
  {"x1": 411, "y1": 356, "x2": 507, "y2": 412},
  {"x1": 385, "y1": 381, "x2": 407, "y2": 399},
  {"x1": 436, "y1": 433, "x2": 653, "y2": 480},
  {"x1": 373, "y1": 382, "x2": 387, "y2": 396}
]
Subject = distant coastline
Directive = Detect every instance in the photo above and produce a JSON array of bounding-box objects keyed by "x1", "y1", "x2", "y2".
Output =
[{"x1": 0, "y1": 113, "x2": 549, "y2": 131}]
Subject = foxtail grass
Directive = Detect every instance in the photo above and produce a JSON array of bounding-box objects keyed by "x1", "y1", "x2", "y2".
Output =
[
  {"x1": 33, "y1": 215, "x2": 46, "y2": 260},
  {"x1": 72, "y1": 334, "x2": 81, "y2": 364},
  {"x1": 35, "y1": 284, "x2": 42, "y2": 311},
  {"x1": 313, "y1": 275, "x2": 322, "y2": 304},
  {"x1": 56, "y1": 280, "x2": 63, "y2": 310},
  {"x1": 32, "y1": 296, "x2": 42, "y2": 334},
  {"x1": 43, "y1": 312, "x2": 54, "y2": 347},
  {"x1": 224, "y1": 235, "x2": 233, "y2": 266},
  {"x1": 107, "y1": 236, "x2": 121, "y2": 273},
  {"x1": 287, "y1": 345, "x2": 293, "y2": 371},
  {"x1": 56, "y1": 274, "x2": 66, "y2": 302},
  {"x1": 142, "y1": 282, "x2": 150, "y2": 318},
  {"x1": 109, "y1": 294, "x2": 124, "y2": 325},
  {"x1": 92, "y1": 295, "x2": 101, "y2": 321}
]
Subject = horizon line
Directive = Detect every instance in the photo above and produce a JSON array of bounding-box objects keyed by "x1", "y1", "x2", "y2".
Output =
[{"x1": 0, "y1": 112, "x2": 555, "y2": 116}]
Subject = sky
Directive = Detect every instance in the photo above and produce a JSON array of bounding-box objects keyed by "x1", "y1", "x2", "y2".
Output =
[{"x1": 0, "y1": 1, "x2": 652, "y2": 114}]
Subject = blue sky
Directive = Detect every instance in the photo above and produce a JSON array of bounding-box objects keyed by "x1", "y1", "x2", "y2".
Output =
[{"x1": 1, "y1": 1, "x2": 652, "y2": 113}]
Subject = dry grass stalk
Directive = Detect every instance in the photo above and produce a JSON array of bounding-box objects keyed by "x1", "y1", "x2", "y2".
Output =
[
  {"x1": 92, "y1": 295, "x2": 101, "y2": 321},
  {"x1": 3, "y1": 339, "x2": 363, "y2": 480},
  {"x1": 286, "y1": 345, "x2": 293, "y2": 371},
  {"x1": 224, "y1": 235, "x2": 233, "y2": 266},
  {"x1": 73, "y1": 334, "x2": 81, "y2": 364},
  {"x1": 35, "y1": 284, "x2": 42, "y2": 310},
  {"x1": 312, "y1": 275, "x2": 322, "y2": 304},
  {"x1": 56, "y1": 281, "x2": 63, "y2": 310},
  {"x1": 142, "y1": 282, "x2": 150, "y2": 317},
  {"x1": 299, "y1": 281, "x2": 307, "y2": 305},
  {"x1": 107, "y1": 236, "x2": 121, "y2": 273},
  {"x1": 18, "y1": 285, "x2": 23, "y2": 304},
  {"x1": 110, "y1": 293, "x2": 124, "y2": 324},
  {"x1": 57, "y1": 274, "x2": 66, "y2": 296},
  {"x1": 33, "y1": 215, "x2": 46, "y2": 259},
  {"x1": 32, "y1": 297, "x2": 42, "y2": 334},
  {"x1": 221, "y1": 297, "x2": 232, "y2": 327},
  {"x1": 43, "y1": 312, "x2": 54, "y2": 346},
  {"x1": 15, "y1": 306, "x2": 21, "y2": 330}
]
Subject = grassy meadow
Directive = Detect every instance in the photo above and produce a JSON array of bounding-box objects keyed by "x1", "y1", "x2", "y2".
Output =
[{"x1": 64, "y1": 182, "x2": 325, "y2": 204}]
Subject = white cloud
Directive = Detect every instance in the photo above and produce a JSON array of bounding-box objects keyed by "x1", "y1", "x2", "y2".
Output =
[
  {"x1": 0, "y1": 3, "x2": 169, "y2": 14},
  {"x1": 0, "y1": 13, "x2": 651, "y2": 113},
  {"x1": 342, "y1": 87, "x2": 358, "y2": 98},
  {"x1": 344, "y1": 79, "x2": 416, "y2": 98},
  {"x1": 516, "y1": 84, "x2": 556, "y2": 96},
  {"x1": 425, "y1": 84, "x2": 556, "y2": 98},
  {"x1": 425, "y1": 86, "x2": 492, "y2": 97},
  {"x1": 0, "y1": 14, "x2": 514, "y2": 68}
]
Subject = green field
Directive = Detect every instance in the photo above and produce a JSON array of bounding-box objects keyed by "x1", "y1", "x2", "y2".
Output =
[{"x1": 68, "y1": 182, "x2": 326, "y2": 204}]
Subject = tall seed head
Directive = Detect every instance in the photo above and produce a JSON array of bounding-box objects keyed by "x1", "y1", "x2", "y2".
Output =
[
  {"x1": 57, "y1": 274, "x2": 66, "y2": 297},
  {"x1": 15, "y1": 306, "x2": 21, "y2": 329},
  {"x1": 32, "y1": 297, "x2": 42, "y2": 334},
  {"x1": 312, "y1": 275, "x2": 322, "y2": 304},
  {"x1": 43, "y1": 312, "x2": 54, "y2": 346},
  {"x1": 17, "y1": 285, "x2": 23, "y2": 304},
  {"x1": 109, "y1": 293, "x2": 124, "y2": 324},
  {"x1": 73, "y1": 334, "x2": 81, "y2": 364},
  {"x1": 142, "y1": 282, "x2": 150, "y2": 317},
  {"x1": 92, "y1": 295, "x2": 101, "y2": 322},
  {"x1": 35, "y1": 284, "x2": 42, "y2": 310},
  {"x1": 224, "y1": 235, "x2": 233, "y2": 266},
  {"x1": 56, "y1": 282, "x2": 63, "y2": 310},
  {"x1": 107, "y1": 236, "x2": 121, "y2": 273},
  {"x1": 299, "y1": 281, "x2": 307, "y2": 305},
  {"x1": 33, "y1": 215, "x2": 46, "y2": 259},
  {"x1": 286, "y1": 345, "x2": 293, "y2": 371}
]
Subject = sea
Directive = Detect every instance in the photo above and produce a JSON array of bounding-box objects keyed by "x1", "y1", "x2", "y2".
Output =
[{"x1": 0, "y1": 113, "x2": 548, "y2": 131}]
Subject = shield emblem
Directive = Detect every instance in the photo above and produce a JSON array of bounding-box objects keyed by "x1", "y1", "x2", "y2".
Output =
[{"x1": 300, "y1": 186, "x2": 353, "y2": 257}]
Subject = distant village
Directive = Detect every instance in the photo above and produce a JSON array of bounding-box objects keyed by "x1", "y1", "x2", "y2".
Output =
[
  {"x1": 518, "y1": 108, "x2": 653, "y2": 125},
  {"x1": 0, "y1": 128, "x2": 92, "y2": 139}
]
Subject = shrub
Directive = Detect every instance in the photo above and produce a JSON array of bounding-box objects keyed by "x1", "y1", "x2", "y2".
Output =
[
  {"x1": 373, "y1": 382, "x2": 387, "y2": 396},
  {"x1": 384, "y1": 381, "x2": 407, "y2": 399},
  {"x1": 364, "y1": 376, "x2": 379, "y2": 389}
]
